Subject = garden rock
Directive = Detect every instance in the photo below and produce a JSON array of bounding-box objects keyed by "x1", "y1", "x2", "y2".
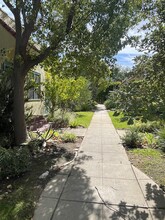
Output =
[{"x1": 39, "y1": 171, "x2": 49, "y2": 179}]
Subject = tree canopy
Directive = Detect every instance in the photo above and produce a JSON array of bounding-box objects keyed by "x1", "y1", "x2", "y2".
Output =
[
  {"x1": 108, "y1": 0, "x2": 165, "y2": 121},
  {"x1": 2, "y1": 0, "x2": 144, "y2": 144}
]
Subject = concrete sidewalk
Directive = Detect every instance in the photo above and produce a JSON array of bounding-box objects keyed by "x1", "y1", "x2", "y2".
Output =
[{"x1": 34, "y1": 105, "x2": 165, "y2": 220}]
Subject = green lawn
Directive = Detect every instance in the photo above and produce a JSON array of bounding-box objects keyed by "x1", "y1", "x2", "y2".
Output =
[
  {"x1": 108, "y1": 110, "x2": 165, "y2": 186},
  {"x1": 70, "y1": 112, "x2": 94, "y2": 128},
  {"x1": 108, "y1": 111, "x2": 131, "y2": 129},
  {"x1": 127, "y1": 148, "x2": 165, "y2": 186}
]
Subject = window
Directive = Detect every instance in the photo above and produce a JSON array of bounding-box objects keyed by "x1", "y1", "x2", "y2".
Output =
[
  {"x1": 1, "y1": 60, "x2": 13, "y2": 71},
  {"x1": 28, "y1": 72, "x2": 41, "y2": 100}
]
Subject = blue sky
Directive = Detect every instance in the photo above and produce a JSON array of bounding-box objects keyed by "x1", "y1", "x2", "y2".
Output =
[
  {"x1": 115, "y1": 22, "x2": 145, "y2": 69},
  {"x1": 0, "y1": 1, "x2": 144, "y2": 69},
  {"x1": 115, "y1": 45, "x2": 143, "y2": 68}
]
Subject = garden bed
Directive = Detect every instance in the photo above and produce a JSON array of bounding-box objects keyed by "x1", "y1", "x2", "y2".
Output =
[
  {"x1": 126, "y1": 148, "x2": 165, "y2": 188},
  {"x1": 0, "y1": 137, "x2": 83, "y2": 220},
  {"x1": 109, "y1": 111, "x2": 165, "y2": 190}
]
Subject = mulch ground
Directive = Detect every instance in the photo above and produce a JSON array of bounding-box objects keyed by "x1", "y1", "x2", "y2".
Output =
[{"x1": 0, "y1": 137, "x2": 83, "y2": 219}]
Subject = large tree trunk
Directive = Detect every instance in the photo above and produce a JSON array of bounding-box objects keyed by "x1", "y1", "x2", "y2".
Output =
[{"x1": 13, "y1": 67, "x2": 27, "y2": 145}]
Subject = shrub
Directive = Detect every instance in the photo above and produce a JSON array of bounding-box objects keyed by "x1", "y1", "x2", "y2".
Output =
[
  {"x1": 104, "y1": 99, "x2": 115, "y2": 109},
  {"x1": 143, "y1": 133, "x2": 158, "y2": 148},
  {"x1": 27, "y1": 139, "x2": 43, "y2": 155},
  {"x1": 28, "y1": 130, "x2": 60, "y2": 154},
  {"x1": 48, "y1": 117, "x2": 69, "y2": 128},
  {"x1": 61, "y1": 133, "x2": 76, "y2": 143},
  {"x1": 0, "y1": 146, "x2": 30, "y2": 179},
  {"x1": 41, "y1": 129, "x2": 59, "y2": 140},
  {"x1": 75, "y1": 100, "x2": 96, "y2": 111},
  {"x1": 132, "y1": 121, "x2": 162, "y2": 133},
  {"x1": 122, "y1": 128, "x2": 143, "y2": 148},
  {"x1": 0, "y1": 68, "x2": 14, "y2": 147},
  {"x1": 47, "y1": 110, "x2": 71, "y2": 128},
  {"x1": 0, "y1": 134, "x2": 12, "y2": 148},
  {"x1": 158, "y1": 128, "x2": 165, "y2": 152},
  {"x1": 69, "y1": 121, "x2": 79, "y2": 128},
  {"x1": 80, "y1": 101, "x2": 96, "y2": 111},
  {"x1": 104, "y1": 92, "x2": 117, "y2": 110}
]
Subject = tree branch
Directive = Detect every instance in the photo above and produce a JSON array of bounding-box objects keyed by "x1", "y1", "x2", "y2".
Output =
[
  {"x1": 21, "y1": 0, "x2": 41, "y2": 54},
  {"x1": 66, "y1": 2, "x2": 76, "y2": 34},
  {"x1": 24, "y1": 33, "x2": 65, "y2": 74}
]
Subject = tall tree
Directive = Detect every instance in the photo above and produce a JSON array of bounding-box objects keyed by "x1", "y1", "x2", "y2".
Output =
[
  {"x1": 44, "y1": 53, "x2": 112, "y2": 101},
  {"x1": 45, "y1": 73, "x2": 92, "y2": 116},
  {"x1": 2, "y1": 0, "x2": 143, "y2": 144},
  {"x1": 115, "y1": 0, "x2": 165, "y2": 120}
]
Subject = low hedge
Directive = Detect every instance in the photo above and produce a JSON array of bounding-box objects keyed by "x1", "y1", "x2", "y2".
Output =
[{"x1": 0, "y1": 146, "x2": 30, "y2": 179}]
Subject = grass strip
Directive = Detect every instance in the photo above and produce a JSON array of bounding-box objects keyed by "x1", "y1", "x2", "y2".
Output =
[
  {"x1": 108, "y1": 111, "x2": 131, "y2": 129},
  {"x1": 71, "y1": 112, "x2": 94, "y2": 128}
]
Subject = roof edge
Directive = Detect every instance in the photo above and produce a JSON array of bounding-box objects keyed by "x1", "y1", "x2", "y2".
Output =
[{"x1": 0, "y1": 17, "x2": 16, "y2": 38}]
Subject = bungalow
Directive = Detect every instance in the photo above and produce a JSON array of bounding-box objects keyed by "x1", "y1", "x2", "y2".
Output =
[{"x1": 0, "y1": 8, "x2": 45, "y2": 116}]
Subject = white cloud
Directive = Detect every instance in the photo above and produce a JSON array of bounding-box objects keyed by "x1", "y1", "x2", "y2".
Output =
[
  {"x1": 115, "y1": 45, "x2": 144, "y2": 68},
  {"x1": 118, "y1": 45, "x2": 143, "y2": 55},
  {"x1": 115, "y1": 20, "x2": 148, "y2": 68},
  {"x1": 114, "y1": 18, "x2": 151, "y2": 68}
]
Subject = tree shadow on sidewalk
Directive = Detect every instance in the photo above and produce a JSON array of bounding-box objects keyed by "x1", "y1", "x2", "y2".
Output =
[
  {"x1": 51, "y1": 167, "x2": 103, "y2": 220},
  {"x1": 106, "y1": 182, "x2": 165, "y2": 220},
  {"x1": 34, "y1": 162, "x2": 102, "y2": 219},
  {"x1": 34, "y1": 154, "x2": 165, "y2": 219},
  {"x1": 145, "y1": 183, "x2": 165, "y2": 220},
  {"x1": 105, "y1": 201, "x2": 150, "y2": 220}
]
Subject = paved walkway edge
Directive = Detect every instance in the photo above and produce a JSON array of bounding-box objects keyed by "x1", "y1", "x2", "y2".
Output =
[{"x1": 33, "y1": 105, "x2": 165, "y2": 220}]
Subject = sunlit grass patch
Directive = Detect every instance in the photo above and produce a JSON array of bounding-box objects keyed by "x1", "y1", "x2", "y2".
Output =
[
  {"x1": 108, "y1": 111, "x2": 131, "y2": 129},
  {"x1": 127, "y1": 148, "x2": 165, "y2": 185},
  {"x1": 70, "y1": 112, "x2": 94, "y2": 128}
]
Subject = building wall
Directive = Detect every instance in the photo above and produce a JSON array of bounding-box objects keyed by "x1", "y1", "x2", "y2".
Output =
[
  {"x1": 25, "y1": 65, "x2": 46, "y2": 116},
  {"x1": 25, "y1": 100, "x2": 45, "y2": 116},
  {"x1": 0, "y1": 25, "x2": 15, "y2": 50},
  {"x1": 0, "y1": 24, "x2": 45, "y2": 116}
]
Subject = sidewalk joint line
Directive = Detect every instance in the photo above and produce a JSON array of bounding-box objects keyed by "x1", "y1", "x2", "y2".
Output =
[
  {"x1": 130, "y1": 164, "x2": 154, "y2": 220},
  {"x1": 49, "y1": 164, "x2": 73, "y2": 220},
  {"x1": 95, "y1": 186, "x2": 127, "y2": 220}
]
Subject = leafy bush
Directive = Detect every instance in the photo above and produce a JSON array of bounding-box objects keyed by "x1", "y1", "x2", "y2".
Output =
[
  {"x1": 0, "y1": 147, "x2": 30, "y2": 179},
  {"x1": 61, "y1": 133, "x2": 76, "y2": 143},
  {"x1": 143, "y1": 133, "x2": 158, "y2": 148},
  {"x1": 0, "y1": 68, "x2": 14, "y2": 147},
  {"x1": 133, "y1": 121, "x2": 162, "y2": 133},
  {"x1": 122, "y1": 128, "x2": 143, "y2": 148},
  {"x1": 0, "y1": 134, "x2": 12, "y2": 148},
  {"x1": 41, "y1": 129, "x2": 60, "y2": 140},
  {"x1": 49, "y1": 117, "x2": 69, "y2": 128},
  {"x1": 158, "y1": 128, "x2": 165, "y2": 152},
  {"x1": 69, "y1": 121, "x2": 79, "y2": 128},
  {"x1": 78, "y1": 101, "x2": 95, "y2": 111},
  {"x1": 104, "y1": 92, "x2": 118, "y2": 110},
  {"x1": 27, "y1": 139, "x2": 43, "y2": 155},
  {"x1": 47, "y1": 110, "x2": 72, "y2": 128},
  {"x1": 104, "y1": 99, "x2": 115, "y2": 109},
  {"x1": 28, "y1": 129, "x2": 60, "y2": 154}
]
